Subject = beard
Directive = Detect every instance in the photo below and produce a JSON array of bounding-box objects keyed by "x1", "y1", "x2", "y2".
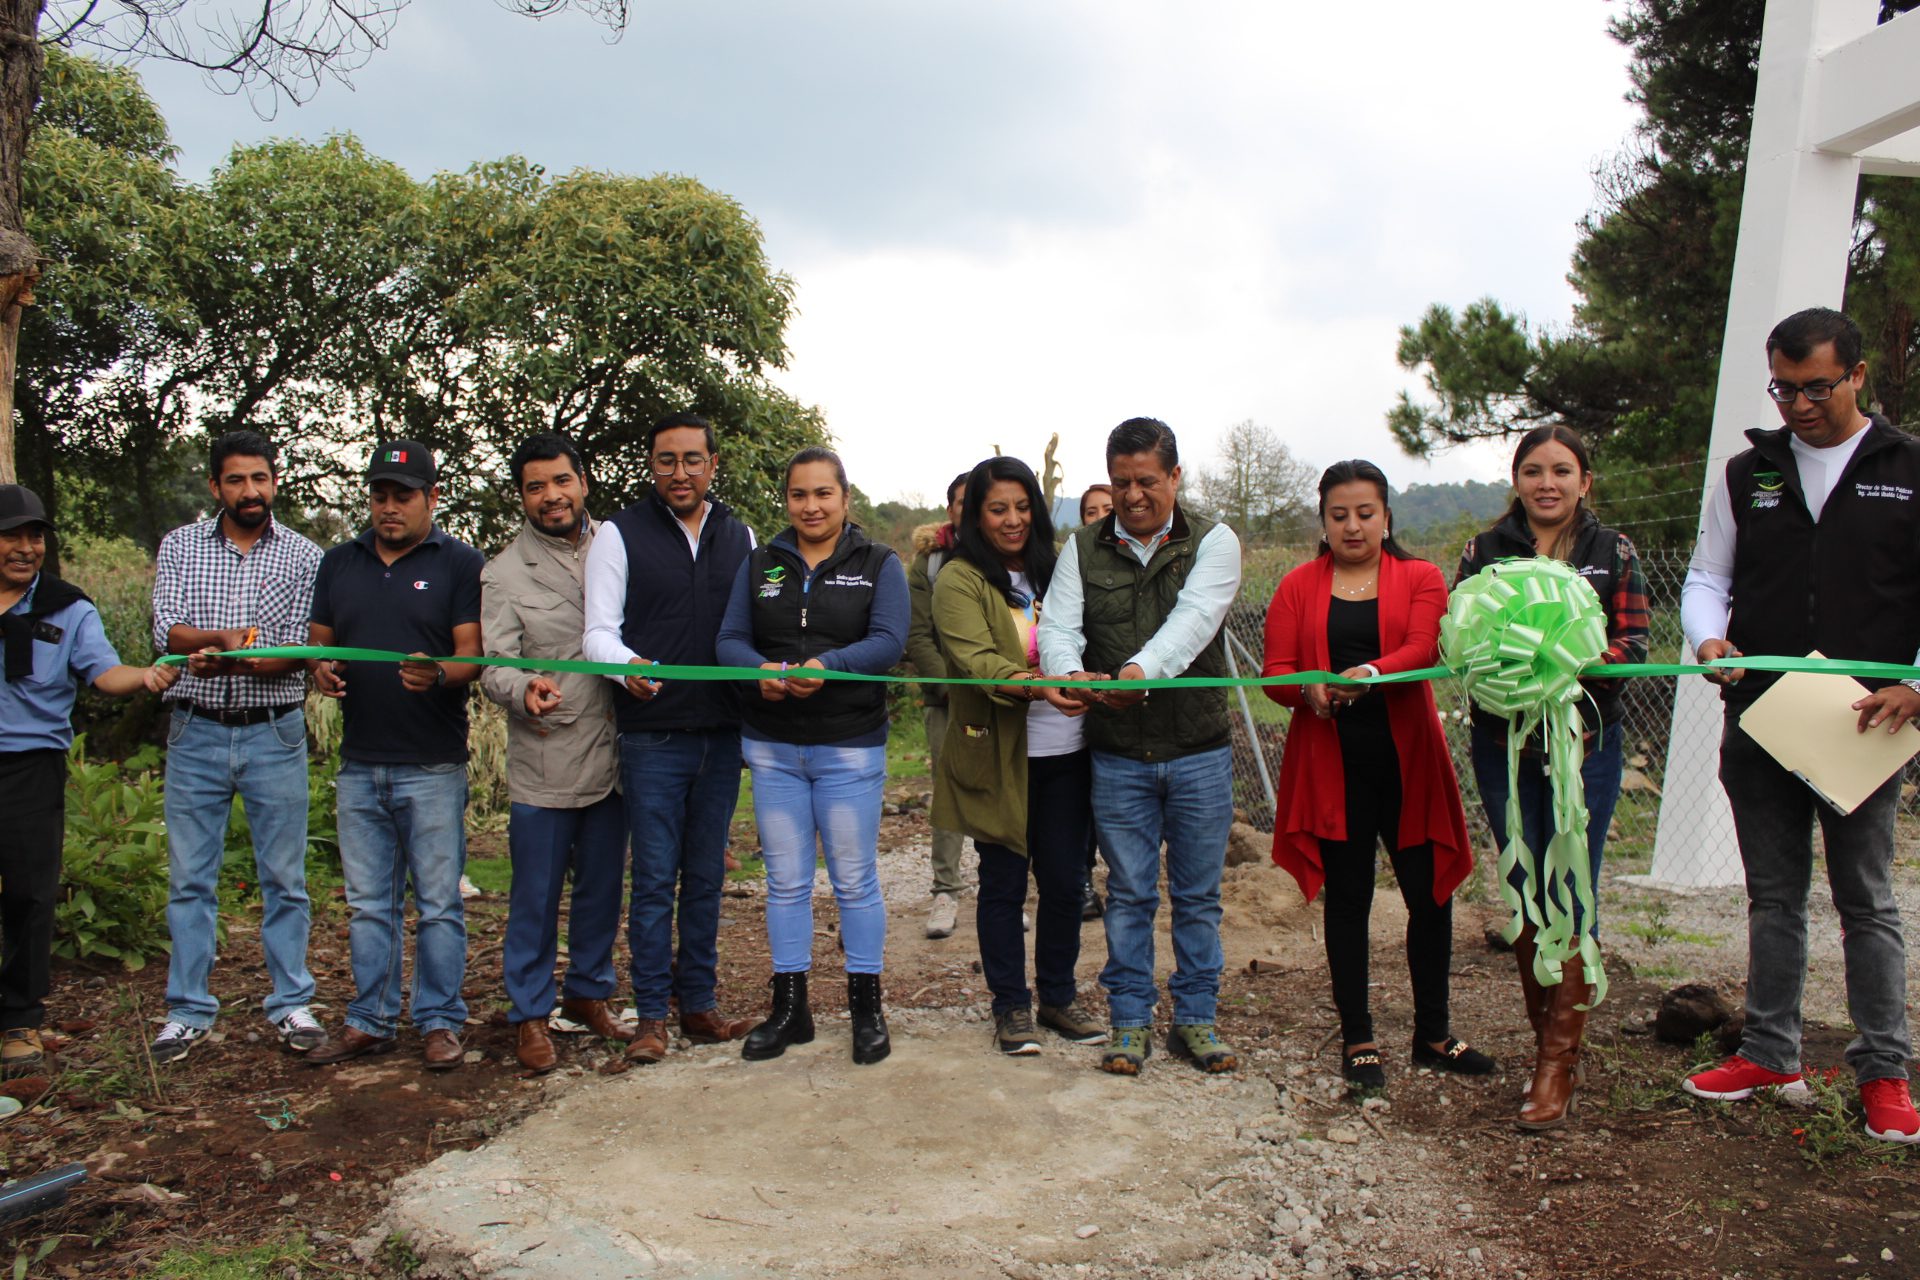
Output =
[
  {"x1": 532, "y1": 502, "x2": 580, "y2": 537},
  {"x1": 224, "y1": 497, "x2": 272, "y2": 529}
]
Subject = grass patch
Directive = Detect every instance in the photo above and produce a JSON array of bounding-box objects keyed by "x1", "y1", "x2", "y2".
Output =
[
  {"x1": 146, "y1": 1237, "x2": 316, "y2": 1278},
  {"x1": 1615, "y1": 921, "x2": 1721, "y2": 946},
  {"x1": 1747, "y1": 1071, "x2": 1916, "y2": 1168},
  {"x1": 462, "y1": 856, "x2": 514, "y2": 896}
]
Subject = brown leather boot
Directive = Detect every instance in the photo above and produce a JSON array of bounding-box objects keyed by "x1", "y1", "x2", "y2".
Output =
[
  {"x1": 559, "y1": 997, "x2": 635, "y2": 1043},
  {"x1": 1518, "y1": 957, "x2": 1591, "y2": 1131},
  {"x1": 625, "y1": 1017, "x2": 670, "y2": 1064},
  {"x1": 1512, "y1": 923, "x2": 1550, "y2": 1043},
  {"x1": 422, "y1": 1029, "x2": 463, "y2": 1071},
  {"x1": 516, "y1": 1020, "x2": 558, "y2": 1074},
  {"x1": 680, "y1": 1009, "x2": 755, "y2": 1044}
]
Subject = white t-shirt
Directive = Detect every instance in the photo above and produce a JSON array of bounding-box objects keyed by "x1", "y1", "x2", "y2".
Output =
[{"x1": 1010, "y1": 571, "x2": 1086, "y2": 759}]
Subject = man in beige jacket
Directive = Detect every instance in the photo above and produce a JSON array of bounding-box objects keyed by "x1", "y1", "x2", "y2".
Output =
[{"x1": 480, "y1": 433, "x2": 630, "y2": 1072}]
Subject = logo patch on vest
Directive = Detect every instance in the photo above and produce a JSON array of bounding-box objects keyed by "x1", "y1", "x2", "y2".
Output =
[
  {"x1": 1750, "y1": 470, "x2": 1784, "y2": 511},
  {"x1": 758, "y1": 565, "x2": 787, "y2": 598},
  {"x1": 1854, "y1": 482, "x2": 1913, "y2": 501}
]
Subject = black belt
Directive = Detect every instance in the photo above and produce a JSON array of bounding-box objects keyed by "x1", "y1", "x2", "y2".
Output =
[{"x1": 183, "y1": 702, "x2": 302, "y2": 727}]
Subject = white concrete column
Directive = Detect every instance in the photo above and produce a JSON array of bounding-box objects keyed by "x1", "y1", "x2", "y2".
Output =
[{"x1": 1647, "y1": 0, "x2": 1879, "y2": 887}]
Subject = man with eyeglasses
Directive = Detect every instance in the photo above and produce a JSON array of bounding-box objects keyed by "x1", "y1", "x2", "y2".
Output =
[
  {"x1": 1679, "y1": 306, "x2": 1920, "y2": 1145},
  {"x1": 583, "y1": 411, "x2": 758, "y2": 1064}
]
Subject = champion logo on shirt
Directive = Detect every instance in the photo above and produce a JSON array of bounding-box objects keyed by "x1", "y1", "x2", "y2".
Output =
[{"x1": 413, "y1": 580, "x2": 430, "y2": 590}]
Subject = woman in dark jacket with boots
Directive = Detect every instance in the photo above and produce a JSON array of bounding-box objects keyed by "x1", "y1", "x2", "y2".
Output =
[
  {"x1": 1455, "y1": 424, "x2": 1647, "y2": 1129},
  {"x1": 716, "y1": 447, "x2": 909, "y2": 1065}
]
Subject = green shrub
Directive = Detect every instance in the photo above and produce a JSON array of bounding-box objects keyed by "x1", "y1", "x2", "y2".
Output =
[{"x1": 54, "y1": 738, "x2": 172, "y2": 970}]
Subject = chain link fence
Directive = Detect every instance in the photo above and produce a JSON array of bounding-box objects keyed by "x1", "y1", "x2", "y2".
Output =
[{"x1": 1222, "y1": 544, "x2": 1920, "y2": 899}]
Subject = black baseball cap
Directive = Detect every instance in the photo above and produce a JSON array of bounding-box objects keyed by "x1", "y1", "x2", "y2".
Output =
[
  {"x1": 366, "y1": 440, "x2": 438, "y2": 489},
  {"x1": 0, "y1": 484, "x2": 51, "y2": 533}
]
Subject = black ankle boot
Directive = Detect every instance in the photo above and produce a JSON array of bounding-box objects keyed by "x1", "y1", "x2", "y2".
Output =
[
  {"x1": 847, "y1": 973, "x2": 891, "y2": 1065},
  {"x1": 742, "y1": 971, "x2": 814, "y2": 1061}
]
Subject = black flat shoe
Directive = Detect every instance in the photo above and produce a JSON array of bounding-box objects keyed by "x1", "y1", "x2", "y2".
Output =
[
  {"x1": 1342, "y1": 1047, "x2": 1386, "y2": 1092},
  {"x1": 1412, "y1": 1036, "x2": 1496, "y2": 1075}
]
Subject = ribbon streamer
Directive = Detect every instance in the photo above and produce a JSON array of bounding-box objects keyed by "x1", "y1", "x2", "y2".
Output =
[
  {"x1": 157, "y1": 645, "x2": 1920, "y2": 689},
  {"x1": 1440, "y1": 559, "x2": 1610, "y2": 1007}
]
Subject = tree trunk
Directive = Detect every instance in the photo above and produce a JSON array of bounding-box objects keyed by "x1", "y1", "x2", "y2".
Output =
[{"x1": 0, "y1": 2, "x2": 46, "y2": 484}]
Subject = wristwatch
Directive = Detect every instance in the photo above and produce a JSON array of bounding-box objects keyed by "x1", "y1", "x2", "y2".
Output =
[
  {"x1": 1902, "y1": 678, "x2": 1920, "y2": 695},
  {"x1": 432, "y1": 663, "x2": 447, "y2": 688}
]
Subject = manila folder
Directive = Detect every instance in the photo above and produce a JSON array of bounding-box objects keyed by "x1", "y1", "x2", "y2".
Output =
[{"x1": 1738, "y1": 651, "x2": 1920, "y2": 815}]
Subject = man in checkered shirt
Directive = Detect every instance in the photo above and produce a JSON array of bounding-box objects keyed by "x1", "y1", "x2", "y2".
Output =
[{"x1": 147, "y1": 431, "x2": 325, "y2": 1064}]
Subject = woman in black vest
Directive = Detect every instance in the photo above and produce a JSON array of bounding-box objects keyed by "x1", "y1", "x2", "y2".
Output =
[
  {"x1": 1455, "y1": 424, "x2": 1647, "y2": 1130},
  {"x1": 716, "y1": 447, "x2": 909, "y2": 1064}
]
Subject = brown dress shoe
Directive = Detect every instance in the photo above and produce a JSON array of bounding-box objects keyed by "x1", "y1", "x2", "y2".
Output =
[
  {"x1": 559, "y1": 997, "x2": 635, "y2": 1043},
  {"x1": 516, "y1": 1020, "x2": 557, "y2": 1073},
  {"x1": 625, "y1": 1017, "x2": 670, "y2": 1064},
  {"x1": 423, "y1": 1028, "x2": 463, "y2": 1071},
  {"x1": 305, "y1": 1025, "x2": 397, "y2": 1066},
  {"x1": 680, "y1": 1009, "x2": 754, "y2": 1044}
]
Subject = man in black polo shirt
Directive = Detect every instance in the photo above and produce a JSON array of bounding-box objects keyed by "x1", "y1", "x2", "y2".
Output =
[
  {"x1": 1680, "y1": 307, "x2": 1920, "y2": 1144},
  {"x1": 583, "y1": 411, "x2": 756, "y2": 1064},
  {"x1": 304, "y1": 441, "x2": 485, "y2": 1071}
]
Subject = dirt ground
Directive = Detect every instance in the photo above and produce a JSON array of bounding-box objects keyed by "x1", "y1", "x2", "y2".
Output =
[{"x1": 1, "y1": 778, "x2": 1915, "y2": 1278}]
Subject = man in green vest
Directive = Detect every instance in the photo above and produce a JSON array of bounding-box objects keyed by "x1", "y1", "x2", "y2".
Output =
[{"x1": 1037, "y1": 418, "x2": 1242, "y2": 1075}]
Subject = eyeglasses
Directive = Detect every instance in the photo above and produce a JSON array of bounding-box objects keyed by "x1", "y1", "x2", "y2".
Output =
[
  {"x1": 1766, "y1": 370, "x2": 1856, "y2": 404},
  {"x1": 652, "y1": 454, "x2": 710, "y2": 476}
]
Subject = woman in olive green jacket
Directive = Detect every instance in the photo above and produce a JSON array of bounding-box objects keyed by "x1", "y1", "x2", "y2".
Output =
[{"x1": 931, "y1": 457, "x2": 1105, "y2": 1056}]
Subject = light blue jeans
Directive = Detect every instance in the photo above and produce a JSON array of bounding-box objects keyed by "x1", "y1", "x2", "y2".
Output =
[
  {"x1": 335, "y1": 761, "x2": 470, "y2": 1037},
  {"x1": 163, "y1": 706, "x2": 315, "y2": 1029},
  {"x1": 741, "y1": 737, "x2": 887, "y2": 975},
  {"x1": 1092, "y1": 745, "x2": 1234, "y2": 1028}
]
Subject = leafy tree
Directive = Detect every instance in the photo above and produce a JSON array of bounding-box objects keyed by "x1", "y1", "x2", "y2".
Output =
[
  {"x1": 1387, "y1": 0, "x2": 1920, "y2": 546},
  {"x1": 24, "y1": 48, "x2": 828, "y2": 552},
  {"x1": 0, "y1": 0, "x2": 633, "y2": 487},
  {"x1": 1188, "y1": 419, "x2": 1316, "y2": 540}
]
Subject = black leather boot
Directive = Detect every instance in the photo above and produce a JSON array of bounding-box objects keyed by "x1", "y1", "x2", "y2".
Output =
[
  {"x1": 847, "y1": 973, "x2": 891, "y2": 1065},
  {"x1": 742, "y1": 971, "x2": 814, "y2": 1061}
]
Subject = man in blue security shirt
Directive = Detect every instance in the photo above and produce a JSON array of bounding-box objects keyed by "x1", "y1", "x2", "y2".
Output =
[{"x1": 0, "y1": 485, "x2": 178, "y2": 1076}]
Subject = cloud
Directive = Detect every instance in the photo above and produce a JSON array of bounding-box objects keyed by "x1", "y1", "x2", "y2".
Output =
[{"x1": 129, "y1": 0, "x2": 1642, "y2": 504}]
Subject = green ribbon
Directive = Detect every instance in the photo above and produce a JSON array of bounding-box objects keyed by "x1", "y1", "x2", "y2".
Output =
[
  {"x1": 156, "y1": 645, "x2": 1920, "y2": 688},
  {"x1": 1440, "y1": 559, "x2": 1609, "y2": 1008}
]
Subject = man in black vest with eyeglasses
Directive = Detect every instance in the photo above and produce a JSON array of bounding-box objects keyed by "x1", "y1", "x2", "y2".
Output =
[
  {"x1": 583, "y1": 412, "x2": 757, "y2": 1065},
  {"x1": 1680, "y1": 306, "x2": 1920, "y2": 1145}
]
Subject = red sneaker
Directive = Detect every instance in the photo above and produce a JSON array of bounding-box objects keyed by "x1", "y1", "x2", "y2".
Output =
[
  {"x1": 1861, "y1": 1078, "x2": 1920, "y2": 1144},
  {"x1": 1683, "y1": 1055, "x2": 1810, "y2": 1102}
]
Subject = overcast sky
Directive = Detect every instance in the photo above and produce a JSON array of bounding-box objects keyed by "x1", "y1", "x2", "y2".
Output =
[{"x1": 133, "y1": 0, "x2": 1642, "y2": 507}]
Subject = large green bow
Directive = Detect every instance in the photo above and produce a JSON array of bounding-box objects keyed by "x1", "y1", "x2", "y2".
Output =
[{"x1": 1440, "y1": 557, "x2": 1609, "y2": 1007}]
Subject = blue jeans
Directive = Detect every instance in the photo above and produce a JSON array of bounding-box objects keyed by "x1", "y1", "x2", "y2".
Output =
[
  {"x1": 1470, "y1": 720, "x2": 1623, "y2": 940},
  {"x1": 335, "y1": 761, "x2": 470, "y2": 1037},
  {"x1": 504, "y1": 792, "x2": 627, "y2": 1024},
  {"x1": 1092, "y1": 745, "x2": 1234, "y2": 1028},
  {"x1": 163, "y1": 706, "x2": 315, "y2": 1029},
  {"x1": 741, "y1": 737, "x2": 887, "y2": 975},
  {"x1": 618, "y1": 729, "x2": 743, "y2": 1019}
]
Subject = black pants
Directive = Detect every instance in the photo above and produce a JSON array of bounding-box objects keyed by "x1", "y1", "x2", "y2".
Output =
[
  {"x1": 976, "y1": 749, "x2": 1092, "y2": 1014},
  {"x1": 0, "y1": 749, "x2": 67, "y2": 1032},
  {"x1": 1318, "y1": 731, "x2": 1452, "y2": 1047}
]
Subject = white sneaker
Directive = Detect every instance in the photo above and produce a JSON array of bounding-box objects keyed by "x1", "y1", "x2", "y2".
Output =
[
  {"x1": 275, "y1": 1007, "x2": 327, "y2": 1053},
  {"x1": 459, "y1": 874, "x2": 482, "y2": 900},
  {"x1": 926, "y1": 892, "x2": 958, "y2": 939},
  {"x1": 149, "y1": 1021, "x2": 209, "y2": 1064}
]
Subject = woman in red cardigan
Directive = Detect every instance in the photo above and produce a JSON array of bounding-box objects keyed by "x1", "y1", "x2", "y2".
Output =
[{"x1": 1263, "y1": 460, "x2": 1488, "y2": 1093}]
